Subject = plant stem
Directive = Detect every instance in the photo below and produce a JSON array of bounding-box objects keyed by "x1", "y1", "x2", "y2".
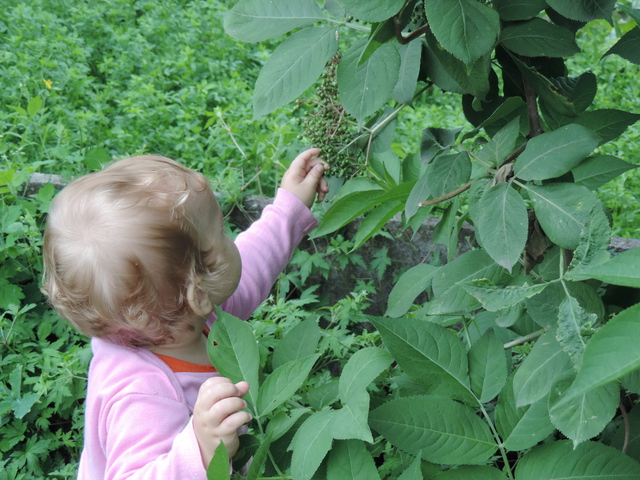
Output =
[
  {"x1": 418, "y1": 180, "x2": 472, "y2": 208},
  {"x1": 474, "y1": 394, "x2": 515, "y2": 480},
  {"x1": 503, "y1": 329, "x2": 546, "y2": 349},
  {"x1": 620, "y1": 399, "x2": 630, "y2": 454}
]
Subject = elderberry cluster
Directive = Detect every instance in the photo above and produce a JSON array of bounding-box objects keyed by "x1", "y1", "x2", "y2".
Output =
[{"x1": 295, "y1": 55, "x2": 361, "y2": 178}]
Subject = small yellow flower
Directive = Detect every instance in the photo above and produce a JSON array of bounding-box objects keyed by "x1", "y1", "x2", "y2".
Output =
[{"x1": 43, "y1": 79, "x2": 52, "y2": 89}]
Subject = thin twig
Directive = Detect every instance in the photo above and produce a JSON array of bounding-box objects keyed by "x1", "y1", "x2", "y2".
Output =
[
  {"x1": 418, "y1": 180, "x2": 472, "y2": 208},
  {"x1": 503, "y1": 329, "x2": 546, "y2": 350},
  {"x1": 620, "y1": 399, "x2": 630, "y2": 454}
]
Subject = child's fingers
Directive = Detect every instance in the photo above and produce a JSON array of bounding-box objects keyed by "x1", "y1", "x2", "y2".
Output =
[
  {"x1": 207, "y1": 396, "x2": 249, "y2": 425},
  {"x1": 196, "y1": 377, "x2": 246, "y2": 410},
  {"x1": 290, "y1": 148, "x2": 321, "y2": 172},
  {"x1": 217, "y1": 409, "x2": 253, "y2": 433}
]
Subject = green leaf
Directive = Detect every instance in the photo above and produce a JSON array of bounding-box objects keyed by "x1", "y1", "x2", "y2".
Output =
[
  {"x1": 405, "y1": 169, "x2": 430, "y2": 221},
  {"x1": 27, "y1": 96, "x2": 43, "y2": 118},
  {"x1": 290, "y1": 410, "x2": 336, "y2": 480},
  {"x1": 351, "y1": 201, "x2": 404, "y2": 250},
  {"x1": 545, "y1": 0, "x2": 616, "y2": 22},
  {"x1": 493, "y1": 0, "x2": 546, "y2": 20},
  {"x1": 514, "y1": 124, "x2": 599, "y2": 181},
  {"x1": 326, "y1": 440, "x2": 380, "y2": 480},
  {"x1": 308, "y1": 379, "x2": 340, "y2": 410},
  {"x1": 426, "y1": 152, "x2": 471, "y2": 198},
  {"x1": 0, "y1": 279, "x2": 25, "y2": 311},
  {"x1": 223, "y1": 0, "x2": 325, "y2": 43},
  {"x1": 386, "y1": 263, "x2": 437, "y2": 318},
  {"x1": 474, "y1": 117, "x2": 520, "y2": 169},
  {"x1": 476, "y1": 183, "x2": 528, "y2": 271},
  {"x1": 468, "y1": 330, "x2": 508, "y2": 403},
  {"x1": 550, "y1": 72, "x2": 597, "y2": 114},
  {"x1": 336, "y1": 0, "x2": 404, "y2": 22},
  {"x1": 573, "y1": 109, "x2": 640, "y2": 145},
  {"x1": 339, "y1": 347, "x2": 393, "y2": 405},
  {"x1": 500, "y1": 17, "x2": 579, "y2": 58},
  {"x1": 206, "y1": 442, "x2": 230, "y2": 480},
  {"x1": 572, "y1": 155, "x2": 638, "y2": 190},
  {"x1": 393, "y1": 39, "x2": 422, "y2": 104},
  {"x1": 559, "y1": 303, "x2": 640, "y2": 403},
  {"x1": 495, "y1": 376, "x2": 555, "y2": 451},
  {"x1": 233, "y1": 435, "x2": 259, "y2": 475},
  {"x1": 429, "y1": 249, "x2": 509, "y2": 314},
  {"x1": 548, "y1": 375, "x2": 619, "y2": 447},
  {"x1": 513, "y1": 332, "x2": 572, "y2": 407},
  {"x1": 246, "y1": 433, "x2": 273, "y2": 480},
  {"x1": 433, "y1": 465, "x2": 507, "y2": 480},
  {"x1": 515, "y1": 440, "x2": 640, "y2": 479},
  {"x1": 567, "y1": 204, "x2": 611, "y2": 274},
  {"x1": 253, "y1": 26, "x2": 338, "y2": 118},
  {"x1": 265, "y1": 409, "x2": 310, "y2": 443},
  {"x1": 556, "y1": 295, "x2": 595, "y2": 366},
  {"x1": 370, "y1": 395, "x2": 497, "y2": 464},
  {"x1": 208, "y1": 309, "x2": 260, "y2": 408},
  {"x1": 312, "y1": 189, "x2": 385, "y2": 237},
  {"x1": 397, "y1": 454, "x2": 423, "y2": 480},
  {"x1": 338, "y1": 39, "x2": 400, "y2": 124},
  {"x1": 331, "y1": 393, "x2": 373, "y2": 443},
  {"x1": 273, "y1": 319, "x2": 321, "y2": 369},
  {"x1": 605, "y1": 26, "x2": 640, "y2": 65},
  {"x1": 568, "y1": 247, "x2": 640, "y2": 287},
  {"x1": 463, "y1": 279, "x2": 548, "y2": 313},
  {"x1": 257, "y1": 355, "x2": 318, "y2": 417},
  {"x1": 424, "y1": 0, "x2": 500, "y2": 66},
  {"x1": 526, "y1": 182, "x2": 598, "y2": 250},
  {"x1": 371, "y1": 316, "x2": 473, "y2": 402}
]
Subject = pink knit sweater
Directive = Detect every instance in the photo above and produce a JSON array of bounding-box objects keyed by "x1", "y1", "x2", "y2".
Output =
[{"x1": 77, "y1": 189, "x2": 317, "y2": 479}]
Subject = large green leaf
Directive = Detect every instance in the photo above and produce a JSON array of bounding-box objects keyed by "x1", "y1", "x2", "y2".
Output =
[
  {"x1": 526, "y1": 182, "x2": 598, "y2": 250},
  {"x1": 338, "y1": 40, "x2": 401, "y2": 124},
  {"x1": 514, "y1": 124, "x2": 599, "y2": 181},
  {"x1": 605, "y1": 26, "x2": 640, "y2": 65},
  {"x1": 493, "y1": 0, "x2": 546, "y2": 20},
  {"x1": 339, "y1": 347, "x2": 393, "y2": 405},
  {"x1": 568, "y1": 247, "x2": 640, "y2": 287},
  {"x1": 426, "y1": 152, "x2": 471, "y2": 198},
  {"x1": 468, "y1": 329, "x2": 508, "y2": 403},
  {"x1": 208, "y1": 309, "x2": 260, "y2": 408},
  {"x1": 474, "y1": 117, "x2": 520, "y2": 169},
  {"x1": 371, "y1": 316, "x2": 473, "y2": 402},
  {"x1": 393, "y1": 39, "x2": 422, "y2": 105},
  {"x1": 351, "y1": 201, "x2": 404, "y2": 250},
  {"x1": 433, "y1": 465, "x2": 507, "y2": 480},
  {"x1": 312, "y1": 189, "x2": 384, "y2": 238},
  {"x1": 548, "y1": 375, "x2": 619, "y2": 447},
  {"x1": 567, "y1": 204, "x2": 611, "y2": 274},
  {"x1": 223, "y1": 0, "x2": 325, "y2": 43},
  {"x1": 369, "y1": 395, "x2": 497, "y2": 464},
  {"x1": 500, "y1": 17, "x2": 579, "y2": 58},
  {"x1": 545, "y1": 0, "x2": 616, "y2": 22},
  {"x1": 515, "y1": 440, "x2": 640, "y2": 479},
  {"x1": 495, "y1": 376, "x2": 555, "y2": 451},
  {"x1": 331, "y1": 394, "x2": 372, "y2": 443},
  {"x1": 476, "y1": 183, "x2": 528, "y2": 271},
  {"x1": 253, "y1": 26, "x2": 338, "y2": 118},
  {"x1": 256, "y1": 354, "x2": 318, "y2": 417},
  {"x1": 273, "y1": 319, "x2": 320, "y2": 369},
  {"x1": 556, "y1": 295, "x2": 595, "y2": 366},
  {"x1": 573, "y1": 109, "x2": 640, "y2": 145},
  {"x1": 397, "y1": 455, "x2": 423, "y2": 480},
  {"x1": 290, "y1": 410, "x2": 336, "y2": 480},
  {"x1": 206, "y1": 442, "x2": 230, "y2": 480},
  {"x1": 424, "y1": 0, "x2": 500, "y2": 66},
  {"x1": 559, "y1": 303, "x2": 640, "y2": 403},
  {"x1": 513, "y1": 332, "x2": 572, "y2": 407},
  {"x1": 463, "y1": 279, "x2": 548, "y2": 312},
  {"x1": 326, "y1": 440, "x2": 380, "y2": 480},
  {"x1": 386, "y1": 263, "x2": 437, "y2": 318},
  {"x1": 336, "y1": 0, "x2": 404, "y2": 22},
  {"x1": 572, "y1": 155, "x2": 638, "y2": 190}
]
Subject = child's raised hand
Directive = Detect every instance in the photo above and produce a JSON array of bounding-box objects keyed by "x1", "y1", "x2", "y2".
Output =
[
  {"x1": 193, "y1": 377, "x2": 251, "y2": 467},
  {"x1": 281, "y1": 148, "x2": 329, "y2": 208}
]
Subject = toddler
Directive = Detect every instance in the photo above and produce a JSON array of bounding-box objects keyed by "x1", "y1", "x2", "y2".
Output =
[{"x1": 41, "y1": 148, "x2": 328, "y2": 479}]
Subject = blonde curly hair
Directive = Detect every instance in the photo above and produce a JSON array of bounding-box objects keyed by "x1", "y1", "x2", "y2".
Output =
[{"x1": 41, "y1": 155, "x2": 225, "y2": 348}]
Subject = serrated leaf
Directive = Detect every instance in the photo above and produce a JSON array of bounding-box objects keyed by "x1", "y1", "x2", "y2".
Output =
[
  {"x1": 463, "y1": 279, "x2": 548, "y2": 312},
  {"x1": 206, "y1": 442, "x2": 230, "y2": 480},
  {"x1": 572, "y1": 154, "x2": 638, "y2": 189},
  {"x1": 551, "y1": 72, "x2": 597, "y2": 114},
  {"x1": 331, "y1": 393, "x2": 372, "y2": 443},
  {"x1": 338, "y1": 40, "x2": 400, "y2": 124},
  {"x1": 526, "y1": 182, "x2": 599, "y2": 250},
  {"x1": 468, "y1": 330, "x2": 508, "y2": 403},
  {"x1": 257, "y1": 355, "x2": 318, "y2": 417},
  {"x1": 312, "y1": 189, "x2": 385, "y2": 238},
  {"x1": 371, "y1": 316, "x2": 473, "y2": 402},
  {"x1": 495, "y1": 376, "x2": 555, "y2": 451},
  {"x1": 605, "y1": 26, "x2": 640, "y2": 65},
  {"x1": 265, "y1": 409, "x2": 310, "y2": 443},
  {"x1": 475, "y1": 117, "x2": 520, "y2": 168},
  {"x1": 273, "y1": 319, "x2": 321, "y2": 369},
  {"x1": 545, "y1": 0, "x2": 616, "y2": 22},
  {"x1": 513, "y1": 332, "x2": 572, "y2": 407},
  {"x1": 434, "y1": 465, "x2": 507, "y2": 480},
  {"x1": 568, "y1": 247, "x2": 640, "y2": 287},
  {"x1": 351, "y1": 201, "x2": 404, "y2": 250},
  {"x1": 515, "y1": 440, "x2": 640, "y2": 479},
  {"x1": 397, "y1": 454, "x2": 423, "y2": 480},
  {"x1": 208, "y1": 309, "x2": 260, "y2": 408},
  {"x1": 393, "y1": 39, "x2": 422, "y2": 104},
  {"x1": 514, "y1": 124, "x2": 599, "y2": 181},
  {"x1": 556, "y1": 295, "x2": 595, "y2": 366},
  {"x1": 559, "y1": 303, "x2": 640, "y2": 404},
  {"x1": 476, "y1": 183, "x2": 528, "y2": 271},
  {"x1": 386, "y1": 264, "x2": 437, "y2": 318},
  {"x1": 254, "y1": 27, "x2": 338, "y2": 118},
  {"x1": 370, "y1": 395, "x2": 497, "y2": 464},
  {"x1": 405, "y1": 169, "x2": 431, "y2": 221},
  {"x1": 500, "y1": 17, "x2": 579, "y2": 58},
  {"x1": 246, "y1": 433, "x2": 273, "y2": 480},
  {"x1": 426, "y1": 152, "x2": 471, "y2": 198},
  {"x1": 493, "y1": 0, "x2": 546, "y2": 20},
  {"x1": 424, "y1": 0, "x2": 500, "y2": 66},
  {"x1": 339, "y1": 347, "x2": 393, "y2": 405},
  {"x1": 573, "y1": 109, "x2": 640, "y2": 145},
  {"x1": 336, "y1": 0, "x2": 404, "y2": 22},
  {"x1": 290, "y1": 410, "x2": 336, "y2": 480},
  {"x1": 326, "y1": 440, "x2": 380, "y2": 480},
  {"x1": 548, "y1": 375, "x2": 618, "y2": 447},
  {"x1": 567, "y1": 204, "x2": 611, "y2": 274},
  {"x1": 223, "y1": 0, "x2": 325, "y2": 43}
]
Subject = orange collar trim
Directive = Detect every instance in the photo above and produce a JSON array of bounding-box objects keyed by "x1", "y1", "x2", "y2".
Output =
[{"x1": 154, "y1": 353, "x2": 218, "y2": 373}]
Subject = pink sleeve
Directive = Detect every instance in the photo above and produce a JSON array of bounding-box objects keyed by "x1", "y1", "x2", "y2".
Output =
[
  {"x1": 101, "y1": 394, "x2": 206, "y2": 479},
  {"x1": 215, "y1": 189, "x2": 318, "y2": 321}
]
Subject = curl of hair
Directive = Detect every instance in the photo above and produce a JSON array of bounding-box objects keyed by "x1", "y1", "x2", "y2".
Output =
[{"x1": 41, "y1": 155, "x2": 224, "y2": 348}]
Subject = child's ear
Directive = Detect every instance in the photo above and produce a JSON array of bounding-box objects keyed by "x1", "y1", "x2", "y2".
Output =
[{"x1": 186, "y1": 278, "x2": 213, "y2": 317}]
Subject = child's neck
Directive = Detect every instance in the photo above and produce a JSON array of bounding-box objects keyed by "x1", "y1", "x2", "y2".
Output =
[{"x1": 149, "y1": 318, "x2": 211, "y2": 366}]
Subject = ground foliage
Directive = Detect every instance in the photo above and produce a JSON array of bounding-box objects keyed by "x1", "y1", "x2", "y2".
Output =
[{"x1": 216, "y1": 0, "x2": 640, "y2": 478}]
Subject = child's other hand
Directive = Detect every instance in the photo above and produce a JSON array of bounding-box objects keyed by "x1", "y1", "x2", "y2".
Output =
[
  {"x1": 281, "y1": 148, "x2": 329, "y2": 208},
  {"x1": 193, "y1": 377, "x2": 251, "y2": 467}
]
